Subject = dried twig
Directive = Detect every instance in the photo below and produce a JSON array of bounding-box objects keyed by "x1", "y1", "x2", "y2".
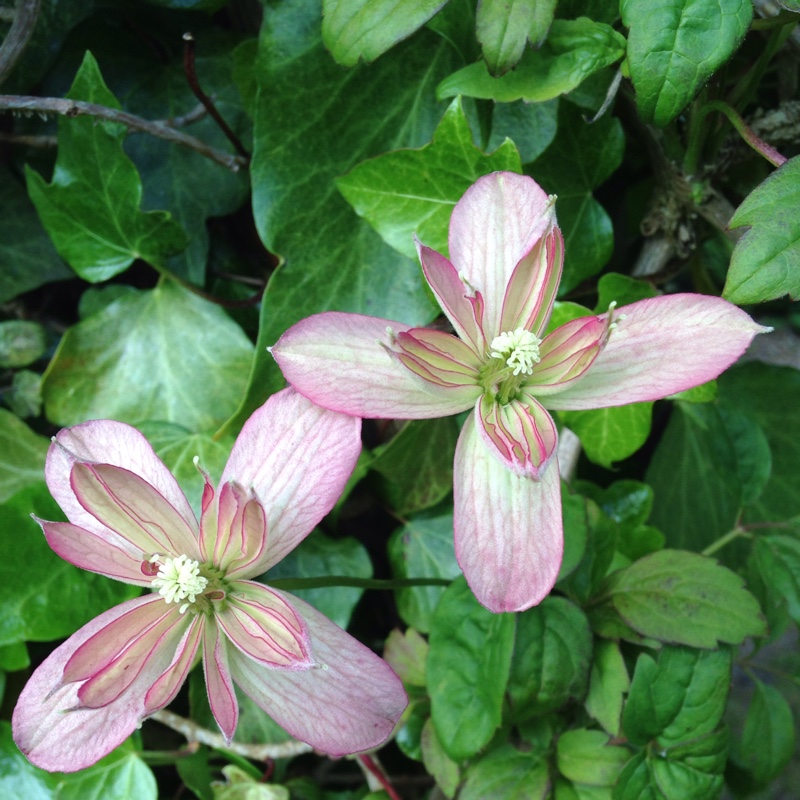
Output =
[{"x1": 0, "y1": 0, "x2": 41, "y2": 86}]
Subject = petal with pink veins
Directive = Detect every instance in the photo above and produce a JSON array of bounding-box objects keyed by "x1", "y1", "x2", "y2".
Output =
[
  {"x1": 203, "y1": 622, "x2": 239, "y2": 742},
  {"x1": 272, "y1": 312, "x2": 479, "y2": 418},
  {"x1": 475, "y1": 395, "x2": 558, "y2": 478},
  {"x1": 228, "y1": 592, "x2": 407, "y2": 756},
  {"x1": 220, "y1": 389, "x2": 361, "y2": 576},
  {"x1": 448, "y1": 172, "x2": 556, "y2": 337},
  {"x1": 39, "y1": 519, "x2": 153, "y2": 586},
  {"x1": 454, "y1": 416, "x2": 563, "y2": 613},
  {"x1": 12, "y1": 596, "x2": 175, "y2": 773},
  {"x1": 217, "y1": 581, "x2": 312, "y2": 669},
  {"x1": 46, "y1": 420, "x2": 197, "y2": 540},
  {"x1": 541, "y1": 295, "x2": 771, "y2": 410},
  {"x1": 394, "y1": 328, "x2": 482, "y2": 389}
]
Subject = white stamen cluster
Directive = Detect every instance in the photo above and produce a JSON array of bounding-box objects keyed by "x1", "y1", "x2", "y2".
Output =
[
  {"x1": 151, "y1": 554, "x2": 208, "y2": 613},
  {"x1": 490, "y1": 328, "x2": 542, "y2": 376}
]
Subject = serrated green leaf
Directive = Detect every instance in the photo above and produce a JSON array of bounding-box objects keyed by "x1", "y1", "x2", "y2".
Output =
[
  {"x1": 428, "y1": 576, "x2": 515, "y2": 760},
  {"x1": 26, "y1": 53, "x2": 188, "y2": 281},
  {"x1": 724, "y1": 156, "x2": 800, "y2": 303},
  {"x1": 557, "y1": 729, "x2": 630, "y2": 787},
  {"x1": 605, "y1": 550, "x2": 766, "y2": 647},
  {"x1": 0, "y1": 167, "x2": 70, "y2": 304},
  {"x1": 438, "y1": 18, "x2": 626, "y2": 102},
  {"x1": 476, "y1": 0, "x2": 557, "y2": 75},
  {"x1": 507, "y1": 597, "x2": 592, "y2": 720},
  {"x1": 461, "y1": 744, "x2": 550, "y2": 800},
  {"x1": 0, "y1": 410, "x2": 49, "y2": 503},
  {"x1": 263, "y1": 530, "x2": 372, "y2": 629},
  {"x1": 620, "y1": 0, "x2": 752, "y2": 126},
  {"x1": 337, "y1": 98, "x2": 520, "y2": 260},
  {"x1": 531, "y1": 104, "x2": 624, "y2": 292},
  {"x1": 737, "y1": 678, "x2": 796, "y2": 785},
  {"x1": 751, "y1": 535, "x2": 800, "y2": 625},
  {"x1": 370, "y1": 417, "x2": 459, "y2": 514},
  {"x1": 585, "y1": 640, "x2": 630, "y2": 736},
  {"x1": 623, "y1": 646, "x2": 731, "y2": 746},
  {"x1": 560, "y1": 403, "x2": 653, "y2": 469},
  {"x1": 42, "y1": 279, "x2": 253, "y2": 432},
  {"x1": 322, "y1": 0, "x2": 446, "y2": 65},
  {"x1": 389, "y1": 512, "x2": 460, "y2": 632},
  {"x1": 649, "y1": 758, "x2": 722, "y2": 800},
  {"x1": 0, "y1": 485, "x2": 138, "y2": 646},
  {"x1": 0, "y1": 720, "x2": 57, "y2": 800},
  {"x1": 421, "y1": 718, "x2": 460, "y2": 798}
]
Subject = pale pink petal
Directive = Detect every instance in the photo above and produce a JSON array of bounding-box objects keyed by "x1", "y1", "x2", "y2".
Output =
[
  {"x1": 144, "y1": 616, "x2": 205, "y2": 715},
  {"x1": 541, "y1": 295, "x2": 770, "y2": 410},
  {"x1": 203, "y1": 623, "x2": 239, "y2": 743},
  {"x1": 228, "y1": 593, "x2": 407, "y2": 756},
  {"x1": 475, "y1": 395, "x2": 558, "y2": 478},
  {"x1": 70, "y1": 463, "x2": 201, "y2": 560},
  {"x1": 454, "y1": 417, "x2": 563, "y2": 613},
  {"x1": 416, "y1": 239, "x2": 486, "y2": 352},
  {"x1": 12, "y1": 596, "x2": 172, "y2": 772},
  {"x1": 448, "y1": 172, "x2": 556, "y2": 337},
  {"x1": 39, "y1": 519, "x2": 152, "y2": 586},
  {"x1": 46, "y1": 420, "x2": 197, "y2": 539},
  {"x1": 272, "y1": 312, "x2": 479, "y2": 418},
  {"x1": 216, "y1": 581, "x2": 312, "y2": 669},
  {"x1": 394, "y1": 328, "x2": 482, "y2": 389},
  {"x1": 499, "y1": 227, "x2": 564, "y2": 336},
  {"x1": 221, "y1": 389, "x2": 359, "y2": 577}
]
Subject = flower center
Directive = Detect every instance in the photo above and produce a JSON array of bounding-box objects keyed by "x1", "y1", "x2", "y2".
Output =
[
  {"x1": 490, "y1": 329, "x2": 542, "y2": 376},
  {"x1": 151, "y1": 554, "x2": 209, "y2": 613}
]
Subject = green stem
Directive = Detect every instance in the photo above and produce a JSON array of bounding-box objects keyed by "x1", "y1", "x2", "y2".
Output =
[
  {"x1": 701, "y1": 527, "x2": 752, "y2": 557},
  {"x1": 265, "y1": 575, "x2": 452, "y2": 591}
]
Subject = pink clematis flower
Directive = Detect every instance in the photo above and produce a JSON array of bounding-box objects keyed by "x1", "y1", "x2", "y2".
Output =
[
  {"x1": 13, "y1": 388, "x2": 407, "y2": 773},
  {"x1": 271, "y1": 171, "x2": 769, "y2": 614}
]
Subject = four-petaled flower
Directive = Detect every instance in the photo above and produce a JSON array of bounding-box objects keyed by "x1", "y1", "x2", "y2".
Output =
[
  {"x1": 272, "y1": 171, "x2": 768, "y2": 613},
  {"x1": 13, "y1": 389, "x2": 407, "y2": 773}
]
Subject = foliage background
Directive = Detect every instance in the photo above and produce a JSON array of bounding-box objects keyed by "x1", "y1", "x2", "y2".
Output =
[{"x1": 1, "y1": 0, "x2": 799, "y2": 798}]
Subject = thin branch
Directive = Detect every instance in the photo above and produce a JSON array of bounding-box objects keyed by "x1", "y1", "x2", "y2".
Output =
[
  {"x1": 0, "y1": 95, "x2": 247, "y2": 171},
  {"x1": 151, "y1": 709, "x2": 313, "y2": 760},
  {"x1": 0, "y1": 0, "x2": 41, "y2": 86},
  {"x1": 0, "y1": 131, "x2": 56, "y2": 147},
  {"x1": 357, "y1": 754, "x2": 403, "y2": 800}
]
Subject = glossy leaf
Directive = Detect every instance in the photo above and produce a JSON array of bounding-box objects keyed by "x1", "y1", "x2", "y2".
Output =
[
  {"x1": 26, "y1": 53, "x2": 188, "y2": 282},
  {"x1": 0, "y1": 410, "x2": 48, "y2": 504},
  {"x1": 428, "y1": 577, "x2": 515, "y2": 760},
  {"x1": 42, "y1": 279, "x2": 253, "y2": 431},
  {"x1": 488, "y1": 99, "x2": 559, "y2": 164},
  {"x1": 751, "y1": 536, "x2": 800, "y2": 625},
  {"x1": 337, "y1": 98, "x2": 521, "y2": 260},
  {"x1": 322, "y1": 0, "x2": 447, "y2": 65},
  {"x1": 0, "y1": 720, "x2": 57, "y2": 799},
  {"x1": 461, "y1": 744, "x2": 550, "y2": 800},
  {"x1": 620, "y1": 0, "x2": 752, "y2": 126},
  {"x1": 724, "y1": 156, "x2": 800, "y2": 304},
  {"x1": 603, "y1": 550, "x2": 766, "y2": 647}
]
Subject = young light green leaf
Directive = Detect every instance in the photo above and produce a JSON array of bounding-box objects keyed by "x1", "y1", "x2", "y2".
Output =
[
  {"x1": 322, "y1": 0, "x2": 447, "y2": 66},
  {"x1": 428, "y1": 577, "x2": 515, "y2": 760},
  {"x1": 556, "y1": 729, "x2": 630, "y2": 787},
  {"x1": 42, "y1": 279, "x2": 253, "y2": 432},
  {"x1": 262, "y1": 530, "x2": 372, "y2": 629},
  {"x1": 724, "y1": 156, "x2": 800, "y2": 304},
  {"x1": 0, "y1": 410, "x2": 48, "y2": 504},
  {"x1": 438, "y1": 19, "x2": 626, "y2": 103},
  {"x1": 421, "y1": 718, "x2": 460, "y2": 798},
  {"x1": 384, "y1": 627, "x2": 428, "y2": 687},
  {"x1": 585, "y1": 640, "x2": 630, "y2": 736},
  {"x1": 337, "y1": 98, "x2": 521, "y2": 260},
  {"x1": 606, "y1": 550, "x2": 766, "y2": 647},
  {"x1": 738, "y1": 678, "x2": 796, "y2": 785},
  {"x1": 507, "y1": 597, "x2": 593, "y2": 720},
  {"x1": 620, "y1": 0, "x2": 752, "y2": 126},
  {"x1": 476, "y1": 0, "x2": 557, "y2": 75},
  {"x1": 461, "y1": 744, "x2": 550, "y2": 800},
  {"x1": 26, "y1": 53, "x2": 187, "y2": 282},
  {"x1": 389, "y1": 512, "x2": 460, "y2": 633}
]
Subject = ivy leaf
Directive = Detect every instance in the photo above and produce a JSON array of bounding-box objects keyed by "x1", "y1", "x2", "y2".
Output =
[
  {"x1": 428, "y1": 577, "x2": 515, "y2": 760},
  {"x1": 724, "y1": 156, "x2": 800, "y2": 304},
  {"x1": 322, "y1": 0, "x2": 447, "y2": 66},
  {"x1": 0, "y1": 410, "x2": 48, "y2": 504},
  {"x1": 42, "y1": 279, "x2": 253, "y2": 432},
  {"x1": 337, "y1": 98, "x2": 521, "y2": 260},
  {"x1": 26, "y1": 53, "x2": 188, "y2": 282},
  {"x1": 460, "y1": 744, "x2": 550, "y2": 800},
  {"x1": 438, "y1": 18, "x2": 626, "y2": 103},
  {"x1": 620, "y1": 0, "x2": 752, "y2": 126},
  {"x1": 0, "y1": 720, "x2": 57, "y2": 800},
  {"x1": 602, "y1": 550, "x2": 766, "y2": 648},
  {"x1": 488, "y1": 99, "x2": 558, "y2": 164}
]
